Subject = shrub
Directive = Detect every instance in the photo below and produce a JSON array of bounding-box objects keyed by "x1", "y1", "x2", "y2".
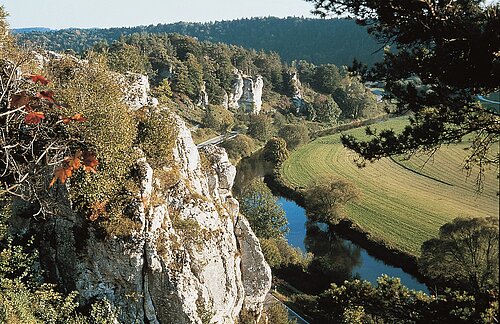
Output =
[
  {"x1": 219, "y1": 134, "x2": 257, "y2": 161},
  {"x1": 277, "y1": 124, "x2": 310, "y2": 150},
  {"x1": 137, "y1": 107, "x2": 178, "y2": 169},
  {"x1": 202, "y1": 104, "x2": 234, "y2": 133}
]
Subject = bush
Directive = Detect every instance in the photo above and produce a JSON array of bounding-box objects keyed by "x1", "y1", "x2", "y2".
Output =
[
  {"x1": 260, "y1": 237, "x2": 311, "y2": 269},
  {"x1": 219, "y1": 134, "x2": 256, "y2": 161},
  {"x1": 44, "y1": 54, "x2": 144, "y2": 232},
  {"x1": 263, "y1": 138, "x2": 289, "y2": 166},
  {"x1": 304, "y1": 177, "x2": 360, "y2": 224},
  {"x1": 137, "y1": 107, "x2": 178, "y2": 169},
  {"x1": 247, "y1": 114, "x2": 275, "y2": 142},
  {"x1": 202, "y1": 104, "x2": 234, "y2": 133},
  {"x1": 277, "y1": 124, "x2": 310, "y2": 150}
]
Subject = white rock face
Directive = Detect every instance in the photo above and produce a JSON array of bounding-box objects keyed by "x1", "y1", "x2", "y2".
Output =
[
  {"x1": 197, "y1": 81, "x2": 209, "y2": 107},
  {"x1": 121, "y1": 72, "x2": 151, "y2": 110},
  {"x1": 228, "y1": 69, "x2": 263, "y2": 114},
  {"x1": 31, "y1": 115, "x2": 270, "y2": 323},
  {"x1": 235, "y1": 216, "x2": 272, "y2": 321}
]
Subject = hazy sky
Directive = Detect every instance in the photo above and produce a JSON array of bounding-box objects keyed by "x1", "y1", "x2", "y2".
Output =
[{"x1": 2, "y1": 0, "x2": 317, "y2": 29}]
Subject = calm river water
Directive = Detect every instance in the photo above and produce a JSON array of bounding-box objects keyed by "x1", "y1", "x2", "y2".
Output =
[
  {"x1": 279, "y1": 197, "x2": 429, "y2": 293},
  {"x1": 235, "y1": 153, "x2": 429, "y2": 294}
]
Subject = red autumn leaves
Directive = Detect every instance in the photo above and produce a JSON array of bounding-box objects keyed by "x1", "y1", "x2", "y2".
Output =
[
  {"x1": 8, "y1": 74, "x2": 99, "y2": 188},
  {"x1": 27, "y1": 74, "x2": 50, "y2": 85},
  {"x1": 10, "y1": 75, "x2": 88, "y2": 125},
  {"x1": 49, "y1": 151, "x2": 99, "y2": 188}
]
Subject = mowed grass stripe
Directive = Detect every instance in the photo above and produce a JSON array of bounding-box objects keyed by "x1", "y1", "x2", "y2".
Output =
[{"x1": 282, "y1": 117, "x2": 499, "y2": 256}]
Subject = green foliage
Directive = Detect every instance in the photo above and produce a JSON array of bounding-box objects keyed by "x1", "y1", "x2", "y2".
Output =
[
  {"x1": 302, "y1": 275, "x2": 498, "y2": 323},
  {"x1": 152, "y1": 79, "x2": 173, "y2": 102},
  {"x1": 48, "y1": 54, "x2": 139, "y2": 225},
  {"x1": 239, "y1": 179, "x2": 288, "y2": 240},
  {"x1": 202, "y1": 105, "x2": 235, "y2": 133},
  {"x1": 333, "y1": 76, "x2": 379, "y2": 120},
  {"x1": 419, "y1": 217, "x2": 499, "y2": 294},
  {"x1": 89, "y1": 298, "x2": 118, "y2": 323},
  {"x1": 219, "y1": 134, "x2": 257, "y2": 161},
  {"x1": 309, "y1": 0, "x2": 500, "y2": 186},
  {"x1": 265, "y1": 302, "x2": 295, "y2": 324},
  {"x1": 277, "y1": 124, "x2": 310, "y2": 150},
  {"x1": 137, "y1": 107, "x2": 177, "y2": 169},
  {"x1": 310, "y1": 94, "x2": 341, "y2": 123},
  {"x1": 16, "y1": 18, "x2": 382, "y2": 66},
  {"x1": 105, "y1": 41, "x2": 150, "y2": 74},
  {"x1": 247, "y1": 114, "x2": 275, "y2": 142},
  {"x1": 260, "y1": 237, "x2": 310, "y2": 269},
  {"x1": 263, "y1": 138, "x2": 289, "y2": 166},
  {"x1": 304, "y1": 177, "x2": 360, "y2": 224},
  {"x1": 312, "y1": 64, "x2": 342, "y2": 94}
]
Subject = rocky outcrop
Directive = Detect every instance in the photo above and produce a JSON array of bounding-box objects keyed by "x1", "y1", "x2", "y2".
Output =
[
  {"x1": 18, "y1": 113, "x2": 270, "y2": 323},
  {"x1": 197, "y1": 81, "x2": 209, "y2": 108},
  {"x1": 227, "y1": 69, "x2": 263, "y2": 114},
  {"x1": 121, "y1": 72, "x2": 158, "y2": 110},
  {"x1": 290, "y1": 72, "x2": 306, "y2": 114},
  {"x1": 235, "y1": 216, "x2": 272, "y2": 321}
]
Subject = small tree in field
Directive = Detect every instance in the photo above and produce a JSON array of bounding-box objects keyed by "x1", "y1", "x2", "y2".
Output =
[{"x1": 305, "y1": 177, "x2": 360, "y2": 224}]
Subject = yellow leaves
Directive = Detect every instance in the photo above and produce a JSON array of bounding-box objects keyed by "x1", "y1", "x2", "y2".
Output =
[{"x1": 49, "y1": 151, "x2": 99, "y2": 188}]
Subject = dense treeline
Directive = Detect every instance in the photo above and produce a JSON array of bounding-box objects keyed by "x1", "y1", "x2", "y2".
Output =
[
  {"x1": 85, "y1": 31, "x2": 384, "y2": 127},
  {"x1": 15, "y1": 17, "x2": 383, "y2": 66}
]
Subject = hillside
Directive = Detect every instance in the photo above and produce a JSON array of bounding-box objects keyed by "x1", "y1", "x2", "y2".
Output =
[{"x1": 15, "y1": 17, "x2": 383, "y2": 66}]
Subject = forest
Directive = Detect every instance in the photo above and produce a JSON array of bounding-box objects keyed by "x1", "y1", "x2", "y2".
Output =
[{"x1": 15, "y1": 17, "x2": 383, "y2": 66}]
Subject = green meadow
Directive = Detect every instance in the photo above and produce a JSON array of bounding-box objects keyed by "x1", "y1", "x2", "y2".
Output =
[{"x1": 281, "y1": 117, "x2": 499, "y2": 256}]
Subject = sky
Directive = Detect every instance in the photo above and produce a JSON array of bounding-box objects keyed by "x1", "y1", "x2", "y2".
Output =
[{"x1": 2, "y1": 0, "x2": 317, "y2": 30}]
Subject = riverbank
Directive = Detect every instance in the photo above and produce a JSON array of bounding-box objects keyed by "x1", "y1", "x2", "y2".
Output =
[{"x1": 265, "y1": 171, "x2": 431, "y2": 287}]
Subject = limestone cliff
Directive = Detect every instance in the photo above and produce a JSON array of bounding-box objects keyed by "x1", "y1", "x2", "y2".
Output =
[
  {"x1": 227, "y1": 69, "x2": 263, "y2": 114},
  {"x1": 10, "y1": 67, "x2": 271, "y2": 323}
]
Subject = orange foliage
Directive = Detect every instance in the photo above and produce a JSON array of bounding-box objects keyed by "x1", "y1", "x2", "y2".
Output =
[
  {"x1": 61, "y1": 113, "x2": 88, "y2": 124},
  {"x1": 82, "y1": 151, "x2": 99, "y2": 173},
  {"x1": 89, "y1": 200, "x2": 107, "y2": 221},
  {"x1": 49, "y1": 151, "x2": 99, "y2": 188},
  {"x1": 24, "y1": 111, "x2": 45, "y2": 124}
]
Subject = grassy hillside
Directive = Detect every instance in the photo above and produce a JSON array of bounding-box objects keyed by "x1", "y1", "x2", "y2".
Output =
[{"x1": 281, "y1": 117, "x2": 499, "y2": 256}]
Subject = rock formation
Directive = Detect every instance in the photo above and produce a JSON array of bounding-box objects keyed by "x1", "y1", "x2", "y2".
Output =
[
  {"x1": 121, "y1": 72, "x2": 157, "y2": 110},
  {"x1": 197, "y1": 81, "x2": 209, "y2": 108},
  {"x1": 227, "y1": 69, "x2": 263, "y2": 114},
  {"x1": 9, "y1": 66, "x2": 271, "y2": 323},
  {"x1": 290, "y1": 71, "x2": 306, "y2": 114}
]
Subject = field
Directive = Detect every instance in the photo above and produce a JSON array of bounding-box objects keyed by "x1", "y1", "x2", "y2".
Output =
[{"x1": 281, "y1": 117, "x2": 499, "y2": 256}]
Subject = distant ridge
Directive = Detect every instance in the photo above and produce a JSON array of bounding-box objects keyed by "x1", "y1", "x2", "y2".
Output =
[
  {"x1": 15, "y1": 17, "x2": 383, "y2": 66},
  {"x1": 12, "y1": 27, "x2": 52, "y2": 34}
]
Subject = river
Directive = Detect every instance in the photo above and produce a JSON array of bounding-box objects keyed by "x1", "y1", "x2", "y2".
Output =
[
  {"x1": 279, "y1": 197, "x2": 429, "y2": 293},
  {"x1": 235, "y1": 152, "x2": 429, "y2": 294}
]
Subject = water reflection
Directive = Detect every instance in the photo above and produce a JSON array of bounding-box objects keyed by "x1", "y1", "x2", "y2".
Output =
[
  {"x1": 280, "y1": 196, "x2": 429, "y2": 293},
  {"x1": 235, "y1": 155, "x2": 429, "y2": 293},
  {"x1": 233, "y1": 151, "x2": 273, "y2": 196},
  {"x1": 305, "y1": 221, "x2": 362, "y2": 289}
]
